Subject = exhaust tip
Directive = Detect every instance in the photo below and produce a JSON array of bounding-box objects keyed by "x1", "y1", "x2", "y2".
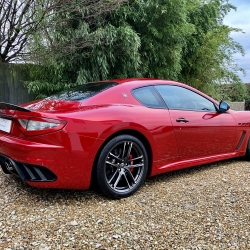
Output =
[{"x1": 5, "y1": 158, "x2": 15, "y2": 172}]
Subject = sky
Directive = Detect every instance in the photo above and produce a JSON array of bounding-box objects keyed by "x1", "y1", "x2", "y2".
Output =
[{"x1": 224, "y1": 0, "x2": 250, "y2": 83}]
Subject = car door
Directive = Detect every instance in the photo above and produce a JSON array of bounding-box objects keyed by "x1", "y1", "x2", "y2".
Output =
[{"x1": 155, "y1": 85, "x2": 237, "y2": 160}]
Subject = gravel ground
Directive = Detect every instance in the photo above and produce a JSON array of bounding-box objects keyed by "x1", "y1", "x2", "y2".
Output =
[{"x1": 0, "y1": 159, "x2": 250, "y2": 250}]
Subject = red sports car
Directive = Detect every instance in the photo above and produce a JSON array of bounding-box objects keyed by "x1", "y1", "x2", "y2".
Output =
[{"x1": 0, "y1": 79, "x2": 249, "y2": 198}]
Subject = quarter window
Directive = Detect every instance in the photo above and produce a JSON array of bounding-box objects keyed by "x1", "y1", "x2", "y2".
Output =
[
  {"x1": 155, "y1": 85, "x2": 216, "y2": 111},
  {"x1": 132, "y1": 86, "x2": 163, "y2": 108}
]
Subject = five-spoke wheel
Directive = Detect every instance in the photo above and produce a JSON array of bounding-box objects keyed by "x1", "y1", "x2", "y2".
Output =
[{"x1": 95, "y1": 135, "x2": 148, "y2": 198}]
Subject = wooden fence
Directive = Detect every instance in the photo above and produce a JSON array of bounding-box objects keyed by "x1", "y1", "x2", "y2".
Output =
[{"x1": 0, "y1": 62, "x2": 33, "y2": 105}]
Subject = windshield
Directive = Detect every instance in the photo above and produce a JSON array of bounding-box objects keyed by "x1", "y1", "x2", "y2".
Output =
[{"x1": 46, "y1": 82, "x2": 118, "y2": 102}]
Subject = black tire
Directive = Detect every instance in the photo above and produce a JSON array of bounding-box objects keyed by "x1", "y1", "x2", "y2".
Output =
[
  {"x1": 94, "y1": 135, "x2": 148, "y2": 199},
  {"x1": 245, "y1": 137, "x2": 250, "y2": 160}
]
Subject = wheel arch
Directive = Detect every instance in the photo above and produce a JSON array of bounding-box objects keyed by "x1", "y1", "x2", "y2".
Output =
[{"x1": 90, "y1": 129, "x2": 153, "y2": 187}]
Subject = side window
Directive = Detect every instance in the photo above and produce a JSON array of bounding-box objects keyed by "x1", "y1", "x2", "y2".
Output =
[
  {"x1": 132, "y1": 86, "x2": 163, "y2": 108},
  {"x1": 155, "y1": 85, "x2": 216, "y2": 111}
]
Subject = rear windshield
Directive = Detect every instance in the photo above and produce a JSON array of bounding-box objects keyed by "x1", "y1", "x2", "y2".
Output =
[{"x1": 46, "y1": 82, "x2": 118, "y2": 102}]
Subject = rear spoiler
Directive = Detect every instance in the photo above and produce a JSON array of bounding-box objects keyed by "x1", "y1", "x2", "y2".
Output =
[{"x1": 0, "y1": 102, "x2": 31, "y2": 112}]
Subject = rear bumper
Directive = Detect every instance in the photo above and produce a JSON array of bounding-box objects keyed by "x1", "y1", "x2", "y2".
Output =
[
  {"x1": 0, "y1": 153, "x2": 57, "y2": 181},
  {"x1": 0, "y1": 133, "x2": 100, "y2": 190}
]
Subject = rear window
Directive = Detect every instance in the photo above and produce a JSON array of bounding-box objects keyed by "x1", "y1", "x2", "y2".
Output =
[{"x1": 46, "y1": 82, "x2": 118, "y2": 102}]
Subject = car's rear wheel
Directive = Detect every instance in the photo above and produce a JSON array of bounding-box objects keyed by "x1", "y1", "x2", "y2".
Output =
[{"x1": 95, "y1": 135, "x2": 148, "y2": 199}]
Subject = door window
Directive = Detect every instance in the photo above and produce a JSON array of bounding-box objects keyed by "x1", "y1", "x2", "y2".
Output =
[{"x1": 155, "y1": 85, "x2": 216, "y2": 111}]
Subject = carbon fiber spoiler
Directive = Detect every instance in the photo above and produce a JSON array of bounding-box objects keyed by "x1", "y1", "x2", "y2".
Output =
[{"x1": 0, "y1": 102, "x2": 31, "y2": 112}]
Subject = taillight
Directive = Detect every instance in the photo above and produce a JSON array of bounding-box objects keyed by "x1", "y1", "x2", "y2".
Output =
[{"x1": 17, "y1": 117, "x2": 67, "y2": 135}]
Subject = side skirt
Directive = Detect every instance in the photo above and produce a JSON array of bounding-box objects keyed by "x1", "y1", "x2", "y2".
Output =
[{"x1": 151, "y1": 151, "x2": 244, "y2": 176}]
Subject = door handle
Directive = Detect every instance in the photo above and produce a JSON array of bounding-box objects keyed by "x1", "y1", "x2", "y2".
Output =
[{"x1": 176, "y1": 118, "x2": 189, "y2": 123}]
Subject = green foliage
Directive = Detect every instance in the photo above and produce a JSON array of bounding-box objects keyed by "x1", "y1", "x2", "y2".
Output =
[
  {"x1": 25, "y1": 0, "x2": 245, "y2": 99},
  {"x1": 180, "y1": 0, "x2": 245, "y2": 96},
  {"x1": 75, "y1": 24, "x2": 141, "y2": 82},
  {"x1": 27, "y1": 1, "x2": 143, "y2": 98},
  {"x1": 121, "y1": 0, "x2": 194, "y2": 79},
  {"x1": 244, "y1": 84, "x2": 250, "y2": 110},
  {"x1": 216, "y1": 82, "x2": 247, "y2": 102}
]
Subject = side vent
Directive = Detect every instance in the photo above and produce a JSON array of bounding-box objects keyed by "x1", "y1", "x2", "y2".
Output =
[
  {"x1": 236, "y1": 131, "x2": 246, "y2": 150},
  {"x1": 238, "y1": 123, "x2": 249, "y2": 127}
]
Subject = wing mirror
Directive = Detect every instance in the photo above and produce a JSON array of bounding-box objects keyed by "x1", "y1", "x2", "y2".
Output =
[{"x1": 218, "y1": 101, "x2": 230, "y2": 113}]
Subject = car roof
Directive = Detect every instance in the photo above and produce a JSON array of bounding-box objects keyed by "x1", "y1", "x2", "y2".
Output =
[
  {"x1": 104, "y1": 78, "x2": 179, "y2": 85},
  {"x1": 101, "y1": 78, "x2": 219, "y2": 105}
]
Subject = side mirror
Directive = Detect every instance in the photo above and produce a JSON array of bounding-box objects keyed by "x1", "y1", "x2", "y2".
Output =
[{"x1": 218, "y1": 101, "x2": 230, "y2": 113}]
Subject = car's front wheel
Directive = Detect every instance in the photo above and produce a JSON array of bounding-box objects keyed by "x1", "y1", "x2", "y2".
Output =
[
  {"x1": 245, "y1": 137, "x2": 250, "y2": 160},
  {"x1": 95, "y1": 135, "x2": 148, "y2": 199}
]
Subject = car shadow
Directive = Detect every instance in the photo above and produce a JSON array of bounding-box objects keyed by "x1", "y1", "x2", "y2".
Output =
[
  {"x1": 1, "y1": 157, "x2": 246, "y2": 203},
  {"x1": 145, "y1": 157, "x2": 244, "y2": 186}
]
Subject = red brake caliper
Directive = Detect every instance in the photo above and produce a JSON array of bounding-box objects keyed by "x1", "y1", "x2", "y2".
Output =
[{"x1": 129, "y1": 154, "x2": 134, "y2": 172}]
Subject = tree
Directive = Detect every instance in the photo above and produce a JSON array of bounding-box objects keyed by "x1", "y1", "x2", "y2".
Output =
[
  {"x1": 25, "y1": 0, "x2": 245, "y2": 99},
  {"x1": 26, "y1": 0, "x2": 193, "y2": 98},
  {"x1": 0, "y1": 0, "x2": 126, "y2": 63},
  {"x1": 26, "y1": 0, "x2": 142, "y2": 98},
  {"x1": 117, "y1": 0, "x2": 194, "y2": 80},
  {"x1": 218, "y1": 82, "x2": 247, "y2": 102},
  {"x1": 179, "y1": 0, "x2": 245, "y2": 96}
]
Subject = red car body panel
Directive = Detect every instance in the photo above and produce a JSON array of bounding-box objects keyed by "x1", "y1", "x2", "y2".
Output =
[{"x1": 0, "y1": 79, "x2": 249, "y2": 190}]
